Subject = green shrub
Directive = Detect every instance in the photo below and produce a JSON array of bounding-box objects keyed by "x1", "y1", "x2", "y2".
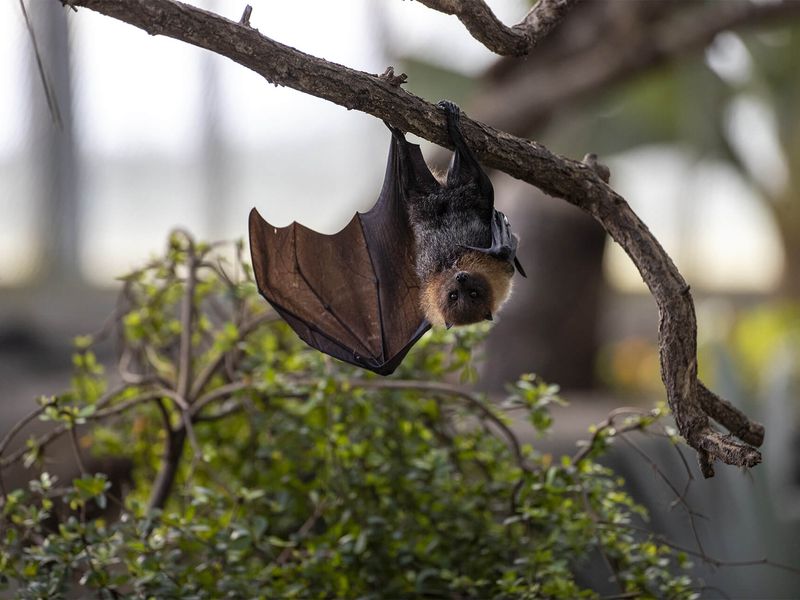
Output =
[{"x1": 0, "y1": 232, "x2": 694, "y2": 599}]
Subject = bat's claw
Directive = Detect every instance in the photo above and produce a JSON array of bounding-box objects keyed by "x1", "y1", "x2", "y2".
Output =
[
  {"x1": 383, "y1": 120, "x2": 406, "y2": 140},
  {"x1": 438, "y1": 100, "x2": 463, "y2": 143},
  {"x1": 437, "y1": 100, "x2": 461, "y2": 122}
]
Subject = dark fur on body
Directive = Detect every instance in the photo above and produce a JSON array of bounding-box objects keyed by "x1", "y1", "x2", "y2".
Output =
[
  {"x1": 392, "y1": 100, "x2": 517, "y2": 328},
  {"x1": 409, "y1": 181, "x2": 491, "y2": 277},
  {"x1": 408, "y1": 179, "x2": 513, "y2": 328}
]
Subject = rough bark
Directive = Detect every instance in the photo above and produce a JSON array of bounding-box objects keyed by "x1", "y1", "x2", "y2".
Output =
[
  {"x1": 416, "y1": 0, "x2": 581, "y2": 56},
  {"x1": 57, "y1": 0, "x2": 764, "y2": 475}
]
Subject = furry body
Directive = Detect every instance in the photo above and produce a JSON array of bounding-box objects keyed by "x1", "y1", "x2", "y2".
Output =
[
  {"x1": 408, "y1": 179, "x2": 514, "y2": 327},
  {"x1": 398, "y1": 100, "x2": 520, "y2": 328}
]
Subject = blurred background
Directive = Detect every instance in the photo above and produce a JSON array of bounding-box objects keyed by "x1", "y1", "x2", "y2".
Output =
[{"x1": 2, "y1": 0, "x2": 800, "y2": 596}]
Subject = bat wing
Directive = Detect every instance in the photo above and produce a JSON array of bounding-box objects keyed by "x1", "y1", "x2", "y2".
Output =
[
  {"x1": 487, "y1": 210, "x2": 527, "y2": 277},
  {"x1": 248, "y1": 134, "x2": 432, "y2": 375},
  {"x1": 461, "y1": 209, "x2": 526, "y2": 278}
]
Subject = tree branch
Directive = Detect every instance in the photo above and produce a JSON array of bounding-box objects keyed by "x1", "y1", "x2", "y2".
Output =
[
  {"x1": 415, "y1": 0, "x2": 581, "y2": 56},
  {"x1": 0, "y1": 399, "x2": 53, "y2": 458},
  {"x1": 176, "y1": 231, "x2": 197, "y2": 403},
  {"x1": 58, "y1": 0, "x2": 764, "y2": 475},
  {"x1": 697, "y1": 382, "x2": 763, "y2": 447},
  {"x1": 147, "y1": 398, "x2": 185, "y2": 510},
  {"x1": 473, "y1": 0, "x2": 800, "y2": 135},
  {"x1": 189, "y1": 312, "x2": 275, "y2": 399},
  {"x1": 146, "y1": 232, "x2": 197, "y2": 510}
]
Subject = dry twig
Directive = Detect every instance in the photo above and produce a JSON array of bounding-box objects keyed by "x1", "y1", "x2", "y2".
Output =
[{"x1": 416, "y1": 0, "x2": 581, "y2": 56}]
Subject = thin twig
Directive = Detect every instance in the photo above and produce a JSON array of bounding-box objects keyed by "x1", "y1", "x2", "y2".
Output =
[
  {"x1": 275, "y1": 500, "x2": 327, "y2": 565},
  {"x1": 578, "y1": 486, "x2": 625, "y2": 595},
  {"x1": 189, "y1": 312, "x2": 274, "y2": 399},
  {"x1": 190, "y1": 380, "x2": 252, "y2": 417},
  {"x1": 238, "y1": 4, "x2": 251, "y2": 26},
  {"x1": 617, "y1": 433, "x2": 707, "y2": 557},
  {"x1": 0, "y1": 401, "x2": 53, "y2": 458},
  {"x1": 176, "y1": 232, "x2": 197, "y2": 403},
  {"x1": 0, "y1": 425, "x2": 68, "y2": 469},
  {"x1": 91, "y1": 390, "x2": 166, "y2": 419},
  {"x1": 145, "y1": 232, "x2": 198, "y2": 511},
  {"x1": 597, "y1": 520, "x2": 800, "y2": 575},
  {"x1": 0, "y1": 383, "x2": 132, "y2": 469},
  {"x1": 19, "y1": 0, "x2": 63, "y2": 128},
  {"x1": 192, "y1": 399, "x2": 245, "y2": 423},
  {"x1": 69, "y1": 427, "x2": 88, "y2": 476},
  {"x1": 571, "y1": 407, "x2": 653, "y2": 465}
]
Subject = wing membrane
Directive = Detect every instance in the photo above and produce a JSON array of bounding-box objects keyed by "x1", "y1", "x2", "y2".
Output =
[{"x1": 248, "y1": 133, "x2": 432, "y2": 375}]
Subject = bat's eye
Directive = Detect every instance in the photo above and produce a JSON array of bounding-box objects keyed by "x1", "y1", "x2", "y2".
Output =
[
  {"x1": 469, "y1": 290, "x2": 478, "y2": 299},
  {"x1": 448, "y1": 291, "x2": 459, "y2": 302}
]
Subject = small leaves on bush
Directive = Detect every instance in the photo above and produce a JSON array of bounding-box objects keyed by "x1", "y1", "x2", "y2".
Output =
[{"x1": 0, "y1": 233, "x2": 697, "y2": 599}]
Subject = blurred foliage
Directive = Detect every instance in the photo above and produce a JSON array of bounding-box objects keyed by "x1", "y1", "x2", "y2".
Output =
[
  {"x1": 598, "y1": 300, "x2": 800, "y2": 404},
  {"x1": 0, "y1": 233, "x2": 696, "y2": 598},
  {"x1": 596, "y1": 337, "x2": 663, "y2": 397},
  {"x1": 563, "y1": 24, "x2": 800, "y2": 294},
  {"x1": 553, "y1": 25, "x2": 799, "y2": 159},
  {"x1": 729, "y1": 303, "x2": 800, "y2": 391}
]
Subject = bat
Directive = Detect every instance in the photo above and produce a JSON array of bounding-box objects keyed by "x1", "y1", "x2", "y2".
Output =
[{"x1": 248, "y1": 101, "x2": 525, "y2": 375}]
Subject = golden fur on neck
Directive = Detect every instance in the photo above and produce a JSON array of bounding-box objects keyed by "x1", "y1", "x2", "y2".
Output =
[{"x1": 419, "y1": 251, "x2": 514, "y2": 327}]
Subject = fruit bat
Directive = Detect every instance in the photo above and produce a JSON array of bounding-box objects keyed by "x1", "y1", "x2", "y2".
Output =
[{"x1": 249, "y1": 101, "x2": 525, "y2": 375}]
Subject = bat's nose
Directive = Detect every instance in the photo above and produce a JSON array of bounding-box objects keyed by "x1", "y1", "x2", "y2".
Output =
[{"x1": 455, "y1": 271, "x2": 468, "y2": 282}]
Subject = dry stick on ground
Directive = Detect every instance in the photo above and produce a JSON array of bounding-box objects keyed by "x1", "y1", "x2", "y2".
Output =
[
  {"x1": 416, "y1": 0, "x2": 582, "y2": 56},
  {"x1": 58, "y1": 0, "x2": 763, "y2": 476}
]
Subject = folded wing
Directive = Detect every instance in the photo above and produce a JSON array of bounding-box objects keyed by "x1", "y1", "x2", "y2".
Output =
[{"x1": 248, "y1": 133, "x2": 432, "y2": 375}]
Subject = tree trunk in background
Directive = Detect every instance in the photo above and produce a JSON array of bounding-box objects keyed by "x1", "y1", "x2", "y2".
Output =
[
  {"x1": 31, "y1": 2, "x2": 79, "y2": 285},
  {"x1": 481, "y1": 184, "x2": 607, "y2": 391}
]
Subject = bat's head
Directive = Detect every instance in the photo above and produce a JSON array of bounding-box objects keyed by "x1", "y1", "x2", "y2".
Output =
[{"x1": 420, "y1": 252, "x2": 514, "y2": 328}]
